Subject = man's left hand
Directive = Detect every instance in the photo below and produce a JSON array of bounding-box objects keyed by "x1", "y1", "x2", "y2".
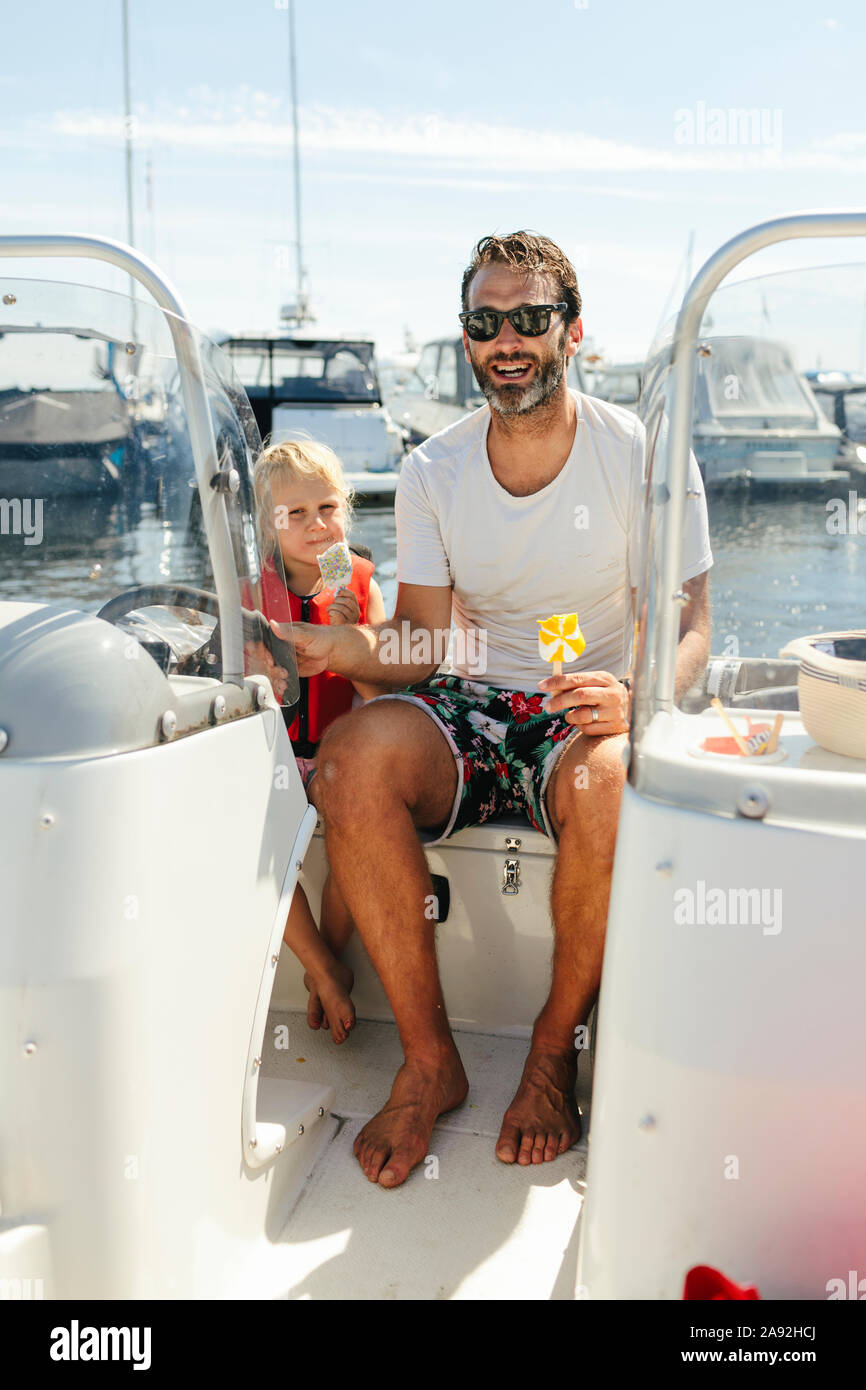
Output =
[{"x1": 538, "y1": 669, "x2": 630, "y2": 735}]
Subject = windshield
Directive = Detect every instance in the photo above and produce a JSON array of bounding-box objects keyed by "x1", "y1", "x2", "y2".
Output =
[
  {"x1": 697, "y1": 337, "x2": 817, "y2": 424},
  {"x1": 222, "y1": 338, "x2": 381, "y2": 405},
  {"x1": 0, "y1": 276, "x2": 298, "y2": 706},
  {"x1": 631, "y1": 260, "x2": 866, "y2": 747}
]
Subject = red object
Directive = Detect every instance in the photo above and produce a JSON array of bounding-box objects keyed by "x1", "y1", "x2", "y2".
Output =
[
  {"x1": 261, "y1": 552, "x2": 374, "y2": 745},
  {"x1": 683, "y1": 1265, "x2": 761, "y2": 1300},
  {"x1": 702, "y1": 717, "x2": 770, "y2": 757}
]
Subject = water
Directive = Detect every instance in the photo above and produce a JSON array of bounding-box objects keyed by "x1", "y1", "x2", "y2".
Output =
[
  {"x1": 350, "y1": 493, "x2": 865, "y2": 661},
  {"x1": 1, "y1": 492, "x2": 863, "y2": 661}
]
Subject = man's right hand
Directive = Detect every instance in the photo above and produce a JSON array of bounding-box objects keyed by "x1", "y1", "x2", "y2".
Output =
[{"x1": 269, "y1": 619, "x2": 337, "y2": 678}]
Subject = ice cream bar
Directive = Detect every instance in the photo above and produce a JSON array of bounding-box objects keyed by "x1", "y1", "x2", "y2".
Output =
[
  {"x1": 537, "y1": 612, "x2": 586, "y2": 670},
  {"x1": 317, "y1": 540, "x2": 353, "y2": 590}
]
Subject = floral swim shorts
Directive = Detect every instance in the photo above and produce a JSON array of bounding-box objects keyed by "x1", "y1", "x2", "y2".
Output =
[{"x1": 373, "y1": 675, "x2": 582, "y2": 844}]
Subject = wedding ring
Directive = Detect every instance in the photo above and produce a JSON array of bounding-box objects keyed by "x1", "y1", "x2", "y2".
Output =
[{"x1": 591, "y1": 706, "x2": 599, "y2": 723}]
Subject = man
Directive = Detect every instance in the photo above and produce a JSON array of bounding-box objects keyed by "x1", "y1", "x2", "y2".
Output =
[{"x1": 282, "y1": 231, "x2": 713, "y2": 1188}]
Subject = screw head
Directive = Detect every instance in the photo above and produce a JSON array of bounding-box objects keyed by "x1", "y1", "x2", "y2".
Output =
[
  {"x1": 255, "y1": 684, "x2": 268, "y2": 709},
  {"x1": 3, "y1": 293, "x2": 17, "y2": 305},
  {"x1": 39, "y1": 812, "x2": 55, "y2": 829},
  {"x1": 737, "y1": 784, "x2": 770, "y2": 819},
  {"x1": 298, "y1": 1123, "x2": 304, "y2": 1136},
  {"x1": 213, "y1": 695, "x2": 227, "y2": 720},
  {"x1": 249, "y1": 1138, "x2": 257, "y2": 1149},
  {"x1": 638, "y1": 1114, "x2": 656, "y2": 1131},
  {"x1": 253, "y1": 1056, "x2": 262, "y2": 1069},
  {"x1": 160, "y1": 710, "x2": 178, "y2": 739},
  {"x1": 0, "y1": 729, "x2": 8, "y2": 753},
  {"x1": 317, "y1": 1107, "x2": 324, "y2": 1117},
  {"x1": 23, "y1": 1041, "x2": 37, "y2": 1056},
  {"x1": 125, "y1": 341, "x2": 137, "y2": 355},
  {"x1": 271, "y1": 954, "x2": 279, "y2": 966},
  {"x1": 655, "y1": 860, "x2": 673, "y2": 877}
]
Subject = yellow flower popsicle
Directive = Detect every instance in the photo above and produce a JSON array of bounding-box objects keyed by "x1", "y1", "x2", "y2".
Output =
[{"x1": 537, "y1": 612, "x2": 586, "y2": 675}]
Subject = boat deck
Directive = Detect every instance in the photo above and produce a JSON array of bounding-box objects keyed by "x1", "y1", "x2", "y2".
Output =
[{"x1": 262, "y1": 1009, "x2": 591, "y2": 1300}]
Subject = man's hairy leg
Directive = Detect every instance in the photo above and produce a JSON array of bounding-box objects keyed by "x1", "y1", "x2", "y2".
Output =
[
  {"x1": 316, "y1": 700, "x2": 468, "y2": 1188},
  {"x1": 496, "y1": 731, "x2": 627, "y2": 1165}
]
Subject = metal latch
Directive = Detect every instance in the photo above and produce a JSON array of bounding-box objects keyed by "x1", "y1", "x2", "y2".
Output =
[{"x1": 502, "y1": 837, "x2": 521, "y2": 895}]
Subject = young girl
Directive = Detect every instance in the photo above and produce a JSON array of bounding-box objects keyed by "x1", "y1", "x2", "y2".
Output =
[{"x1": 253, "y1": 437, "x2": 386, "y2": 1043}]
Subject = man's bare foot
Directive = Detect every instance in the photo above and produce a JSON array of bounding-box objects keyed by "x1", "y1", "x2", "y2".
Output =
[
  {"x1": 304, "y1": 960, "x2": 355, "y2": 1043},
  {"x1": 495, "y1": 1048, "x2": 581, "y2": 1166},
  {"x1": 353, "y1": 1049, "x2": 468, "y2": 1188}
]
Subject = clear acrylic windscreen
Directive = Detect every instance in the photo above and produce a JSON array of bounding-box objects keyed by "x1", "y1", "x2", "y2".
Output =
[
  {"x1": 0, "y1": 276, "x2": 298, "y2": 707},
  {"x1": 630, "y1": 261, "x2": 866, "y2": 740}
]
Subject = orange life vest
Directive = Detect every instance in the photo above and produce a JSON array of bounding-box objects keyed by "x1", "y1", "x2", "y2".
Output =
[{"x1": 260, "y1": 550, "x2": 374, "y2": 755}]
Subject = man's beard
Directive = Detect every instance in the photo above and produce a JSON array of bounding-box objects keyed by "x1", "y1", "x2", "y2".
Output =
[{"x1": 471, "y1": 340, "x2": 567, "y2": 418}]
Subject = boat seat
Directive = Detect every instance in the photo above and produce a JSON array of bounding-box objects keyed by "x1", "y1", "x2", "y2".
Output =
[{"x1": 272, "y1": 807, "x2": 557, "y2": 1035}]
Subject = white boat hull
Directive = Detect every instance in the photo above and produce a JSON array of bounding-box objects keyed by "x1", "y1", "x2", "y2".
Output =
[
  {"x1": 0, "y1": 687, "x2": 334, "y2": 1299},
  {"x1": 577, "y1": 775, "x2": 866, "y2": 1299}
]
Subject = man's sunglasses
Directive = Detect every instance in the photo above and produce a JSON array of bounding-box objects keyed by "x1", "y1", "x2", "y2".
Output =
[{"x1": 459, "y1": 302, "x2": 568, "y2": 342}]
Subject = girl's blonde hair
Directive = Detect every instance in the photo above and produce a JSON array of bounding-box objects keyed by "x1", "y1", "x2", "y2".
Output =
[{"x1": 253, "y1": 432, "x2": 355, "y2": 557}]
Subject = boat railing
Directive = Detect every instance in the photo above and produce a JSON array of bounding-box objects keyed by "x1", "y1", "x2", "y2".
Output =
[{"x1": 655, "y1": 211, "x2": 866, "y2": 713}]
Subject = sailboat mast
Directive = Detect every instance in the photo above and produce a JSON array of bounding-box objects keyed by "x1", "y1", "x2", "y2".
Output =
[
  {"x1": 121, "y1": 0, "x2": 137, "y2": 339},
  {"x1": 288, "y1": 0, "x2": 305, "y2": 322}
]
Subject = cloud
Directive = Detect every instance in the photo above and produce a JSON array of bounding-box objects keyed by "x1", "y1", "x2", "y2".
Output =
[{"x1": 13, "y1": 93, "x2": 862, "y2": 175}]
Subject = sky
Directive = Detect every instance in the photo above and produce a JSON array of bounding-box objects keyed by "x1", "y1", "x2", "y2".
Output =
[{"x1": 2, "y1": 0, "x2": 866, "y2": 360}]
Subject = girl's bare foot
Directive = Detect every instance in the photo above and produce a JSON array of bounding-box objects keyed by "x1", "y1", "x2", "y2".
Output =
[{"x1": 304, "y1": 960, "x2": 355, "y2": 1043}]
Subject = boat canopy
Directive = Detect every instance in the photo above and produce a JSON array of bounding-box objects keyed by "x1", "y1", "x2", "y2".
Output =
[
  {"x1": 219, "y1": 336, "x2": 381, "y2": 405},
  {"x1": 696, "y1": 335, "x2": 818, "y2": 427},
  {"x1": 0, "y1": 275, "x2": 298, "y2": 706}
]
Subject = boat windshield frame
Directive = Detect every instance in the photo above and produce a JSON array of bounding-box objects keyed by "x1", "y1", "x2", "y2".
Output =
[
  {"x1": 634, "y1": 210, "x2": 866, "y2": 744},
  {"x1": 0, "y1": 234, "x2": 279, "y2": 693}
]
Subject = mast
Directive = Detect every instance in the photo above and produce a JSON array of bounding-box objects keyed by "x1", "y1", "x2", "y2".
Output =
[
  {"x1": 284, "y1": 0, "x2": 312, "y2": 326},
  {"x1": 122, "y1": 0, "x2": 137, "y2": 340}
]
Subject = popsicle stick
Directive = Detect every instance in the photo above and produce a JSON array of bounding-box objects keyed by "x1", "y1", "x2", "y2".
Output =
[
  {"x1": 765, "y1": 713, "x2": 783, "y2": 755},
  {"x1": 710, "y1": 697, "x2": 751, "y2": 756},
  {"x1": 553, "y1": 661, "x2": 562, "y2": 677}
]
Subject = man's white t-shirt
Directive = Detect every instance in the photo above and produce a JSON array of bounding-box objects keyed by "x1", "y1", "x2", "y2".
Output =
[{"x1": 395, "y1": 389, "x2": 713, "y2": 692}]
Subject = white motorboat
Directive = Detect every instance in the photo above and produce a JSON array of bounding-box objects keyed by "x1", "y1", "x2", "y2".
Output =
[
  {"x1": 1, "y1": 219, "x2": 864, "y2": 1303},
  {"x1": 640, "y1": 263, "x2": 860, "y2": 490},
  {"x1": 581, "y1": 360, "x2": 643, "y2": 412},
  {"x1": 386, "y1": 334, "x2": 586, "y2": 446},
  {"x1": 217, "y1": 332, "x2": 407, "y2": 501},
  {"x1": 690, "y1": 335, "x2": 843, "y2": 487}
]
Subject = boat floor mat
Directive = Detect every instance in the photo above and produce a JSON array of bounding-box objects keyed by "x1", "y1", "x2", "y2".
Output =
[{"x1": 263, "y1": 1011, "x2": 590, "y2": 1300}]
